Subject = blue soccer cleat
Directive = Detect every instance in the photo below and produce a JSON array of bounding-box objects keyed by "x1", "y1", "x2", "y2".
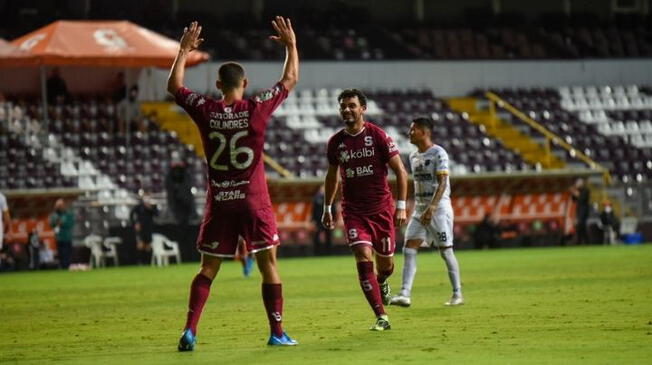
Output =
[
  {"x1": 267, "y1": 332, "x2": 298, "y2": 346},
  {"x1": 178, "y1": 328, "x2": 196, "y2": 351}
]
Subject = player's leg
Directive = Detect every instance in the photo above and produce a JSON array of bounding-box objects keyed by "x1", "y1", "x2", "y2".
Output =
[
  {"x1": 375, "y1": 253, "x2": 394, "y2": 305},
  {"x1": 432, "y1": 209, "x2": 463, "y2": 306},
  {"x1": 179, "y1": 253, "x2": 222, "y2": 351},
  {"x1": 254, "y1": 247, "x2": 296, "y2": 345},
  {"x1": 352, "y1": 244, "x2": 390, "y2": 331},
  {"x1": 369, "y1": 209, "x2": 397, "y2": 307},
  {"x1": 390, "y1": 238, "x2": 422, "y2": 307},
  {"x1": 391, "y1": 216, "x2": 427, "y2": 306},
  {"x1": 439, "y1": 246, "x2": 463, "y2": 305},
  {"x1": 248, "y1": 207, "x2": 297, "y2": 346},
  {"x1": 237, "y1": 239, "x2": 254, "y2": 277}
]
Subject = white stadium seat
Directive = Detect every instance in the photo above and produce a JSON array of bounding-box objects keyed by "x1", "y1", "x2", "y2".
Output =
[{"x1": 151, "y1": 233, "x2": 182, "y2": 266}]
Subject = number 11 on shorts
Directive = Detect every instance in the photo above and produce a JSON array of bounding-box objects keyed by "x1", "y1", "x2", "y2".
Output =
[{"x1": 381, "y1": 237, "x2": 392, "y2": 252}]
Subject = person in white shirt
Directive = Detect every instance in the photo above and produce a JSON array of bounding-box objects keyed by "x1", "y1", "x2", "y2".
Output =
[{"x1": 390, "y1": 117, "x2": 463, "y2": 307}]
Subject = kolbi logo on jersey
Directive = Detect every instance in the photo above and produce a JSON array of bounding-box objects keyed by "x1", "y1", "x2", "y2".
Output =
[
  {"x1": 388, "y1": 140, "x2": 398, "y2": 153},
  {"x1": 339, "y1": 147, "x2": 374, "y2": 163},
  {"x1": 185, "y1": 92, "x2": 199, "y2": 107}
]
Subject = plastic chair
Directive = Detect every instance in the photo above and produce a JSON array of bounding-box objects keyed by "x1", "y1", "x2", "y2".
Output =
[
  {"x1": 151, "y1": 233, "x2": 182, "y2": 266},
  {"x1": 102, "y1": 237, "x2": 121, "y2": 266},
  {"x1": 84, "y1": 234, "x2": 119, "y2": 268}
]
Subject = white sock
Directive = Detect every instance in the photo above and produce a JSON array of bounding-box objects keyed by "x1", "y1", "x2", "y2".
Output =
[
  {"x1": 401, "y1": 247, "x2": 418, "y2": 297},
  {"x1": 440, "y1": 248, "x2": 461, "y2": 295}
]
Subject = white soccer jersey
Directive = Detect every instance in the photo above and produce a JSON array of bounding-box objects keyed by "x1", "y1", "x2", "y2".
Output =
[{"x1": 409, "y1": 144, "x2": 451, "y2": 216}]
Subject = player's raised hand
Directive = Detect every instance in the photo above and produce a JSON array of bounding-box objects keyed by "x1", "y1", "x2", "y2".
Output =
[
  {"x1": 395, "y1": 208, "x2": 407, "y2": 227},
  {"x1": 180, "y1": 21, "x2": 204, "y2": 53},
  {"x1": 322, "y1": 211, "x2": 335, "y2": 230},
  {"x1": 269, "y1": 16, "x2": 296, "y2": 47}
]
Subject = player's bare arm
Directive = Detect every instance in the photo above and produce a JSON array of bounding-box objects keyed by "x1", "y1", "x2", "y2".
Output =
[
  {"x1": 167, "y1": 21, "x2": 204, "y2": 95},
  {"x1": 269, "y1": 16, "x2": 299, "y2": 92},
  {"x1": 321, "y1": 164, "x2": 339, "y2": 230},
  {"x1": 388, "y1": 154, "x2": 408, "y2": 227},
  {"x1": 420, "y1": 173, "x2": 448, "y2": 226}
]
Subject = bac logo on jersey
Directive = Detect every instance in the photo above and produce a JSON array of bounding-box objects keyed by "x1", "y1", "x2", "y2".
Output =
[
  {"x1": 345, "y1": 165, "x2": 374, "y2": 177},
  {"x1": 338, "y1": 142, "x2": 346, "y2": 149},
  {"x1": 202, "y1": 241, "x2": 220, "y2": 249},
  {"x1": 356, "y1": 165, "x2": 374, "y2": 176},
  {"x1": 224, "y1": 106, "x2": 232, "y2": 113}
]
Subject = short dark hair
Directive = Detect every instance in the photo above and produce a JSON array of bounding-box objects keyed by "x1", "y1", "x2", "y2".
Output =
[
  {"x1": 218, "y1": 62, "x2": 245, "y2": 90},
  {"x1": 412, "y1": 117, "x2": 434, "y2": 133},
  {"x1": 338, "y1": 88, "x2": 367, "y2": 107}
]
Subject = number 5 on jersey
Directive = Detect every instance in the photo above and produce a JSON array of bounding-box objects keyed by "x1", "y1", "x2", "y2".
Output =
[{"x1": 209, "y1": 130, "x2": 254, "y2": 171}]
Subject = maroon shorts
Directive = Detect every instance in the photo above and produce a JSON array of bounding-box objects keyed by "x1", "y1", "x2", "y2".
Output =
[
  {"x1": 196, "y1": 206, "x2": 279, "y2": 258},
  {"x1": 342, "y1": 209, "x2": 396, "y2": 257}
]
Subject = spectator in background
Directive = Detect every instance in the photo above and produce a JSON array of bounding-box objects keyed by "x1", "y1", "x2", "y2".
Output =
[
  {"x1": 311, "y1": 185, "x2": 335, "y2": 255},
  {"x1": 130, "y1": 191, "x2": 159, "y2": 265},
  {"x1": 570, "y1": 178, "x2": 590, "y2": 244},
  {"x1": 0, "y1": 191, "x2": 10, "y2": 269},
  {"x1": 27, "y1": 229, "x2": 41, "y2": 270},
  {"x1": 49, "y1": 198, "x2": 75, "y2": 269},
  {"x1": 111, "y1": 71, "x2": 127, "y2": 103},
  {"x1": 46, "y1": 68, "x2": 70, "y2": 104},
  {"x1": 473, "y1": 213, "x2": 499, "y2": 249},
  {"x1": 599, "y1": 200, "x2": 620, "y2": 245},
  {"x1": 118, "y1": 85, "x2": 141, "y2": 134},
  {"x1": 165, "y1": 151, "x2": 196, "y2": 244}
]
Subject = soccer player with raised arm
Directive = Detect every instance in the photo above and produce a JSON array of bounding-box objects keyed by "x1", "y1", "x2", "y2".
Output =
[
  {"x1": 390, "y1": 117, "x2": 463, "y2": 308},
  {"x1": 167, "y1": 18, "x2": 299, "y2": 350},
  {"x1": 322, "y1": 89, "x2": 408, "y2": 331}
]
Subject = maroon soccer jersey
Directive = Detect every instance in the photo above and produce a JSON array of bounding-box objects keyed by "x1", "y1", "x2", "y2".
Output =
[
  {"x1": 175, "y1": 83, "x2": 288, "y2": 212},
  {"x1": 327, "y1": 121, "x2": 400, "y2": 215}
]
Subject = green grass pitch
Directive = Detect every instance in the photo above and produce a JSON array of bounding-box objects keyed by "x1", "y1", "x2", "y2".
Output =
[{"x1": 1, "y1": 245, "x2": 651, "y2": 364}]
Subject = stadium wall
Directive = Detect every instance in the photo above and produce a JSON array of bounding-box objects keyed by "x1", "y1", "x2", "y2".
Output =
[{"x1": 139, "y1": 59, "x2": 652, "y2": 99}]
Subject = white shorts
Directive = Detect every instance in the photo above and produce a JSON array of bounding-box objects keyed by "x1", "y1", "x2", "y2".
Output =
[{"x1": 405, "y1": 207, "x2": 454, "y2": 248}]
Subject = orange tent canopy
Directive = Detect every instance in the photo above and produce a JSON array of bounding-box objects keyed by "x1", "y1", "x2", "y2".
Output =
[
  {"x1": 0, "y1": 38, "x2": 39, "y2": 67},
  {"x1": 10, "y1": 20, "x2": 209, "y2": 68}
]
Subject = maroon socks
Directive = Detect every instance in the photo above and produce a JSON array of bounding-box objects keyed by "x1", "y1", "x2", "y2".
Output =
[
  {"x1": 262, "y1": 283, "x2": 284, "y2": 337},
  {"x1": 184, "y1": 273, "x2": 213, "y2": 335},
  {"x1": 356, "y1": 261, "x2": 385, "y2": 316},
  {"x1": 377, "y1": 263, "x2": 394, "y2": 285}
]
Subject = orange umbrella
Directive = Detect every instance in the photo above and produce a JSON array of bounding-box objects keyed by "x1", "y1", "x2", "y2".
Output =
[
  {"x1": 0, "y1": 38, "x2": 39, "y2": 67},
  {"x1": 11, "y1": 20, "x2": 209, "y2": 68}
]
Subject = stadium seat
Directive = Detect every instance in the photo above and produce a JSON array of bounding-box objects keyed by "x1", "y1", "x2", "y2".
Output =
[
  {"x1": 151, "y1": 233, "x2": 182, "y2": 266},
  {"x1": 84, "y1": 234, "x2": 119, "y2": 268}
]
